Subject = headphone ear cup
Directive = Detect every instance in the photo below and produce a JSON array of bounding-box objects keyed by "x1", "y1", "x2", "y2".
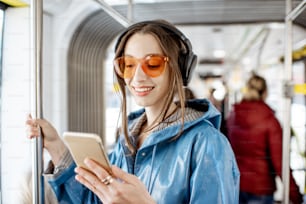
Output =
[
  {"x1": 185, "y1": 53, "x2": 197, "y2": 84},
  {"x1": 178, "y1": 51, "x2": 188, "y2": 84},
  {"x1": 179, "y1": 51, "x2": 197, "y2": 86}
]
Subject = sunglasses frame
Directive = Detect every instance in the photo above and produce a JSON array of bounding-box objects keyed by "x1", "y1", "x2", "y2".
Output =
[{"x1": 114, "y1": 54, "x2": 169, "y2": 79}]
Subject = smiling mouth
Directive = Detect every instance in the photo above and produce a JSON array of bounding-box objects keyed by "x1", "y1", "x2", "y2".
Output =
[
  {"x1": 133, "y1": 86, "x2": 154, "y2": 95},
  {"x1": 134, "y1": 87, "x2": 154, "y2": 92}
]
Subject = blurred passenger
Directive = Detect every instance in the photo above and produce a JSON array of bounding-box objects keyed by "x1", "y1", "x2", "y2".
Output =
[
  {"x1": 226, "y1": 74, "x2": 303, "y2": 204},
  {"x1": 26, "y1": 20, "x2": 239, "y2": 203}
]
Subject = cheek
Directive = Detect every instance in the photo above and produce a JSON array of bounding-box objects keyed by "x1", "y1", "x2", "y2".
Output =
[
  {"x1": 156, "y1": 72, "x2": 171, "y2": 93},
  {"x1": 124, "y1": 78, "x2": 131, "y2": 86},
  {"x1": 161, "y1": 68, "x2": 171, "y2": 86},
  {"x1": 123, "y1": 79, "x2": 132, "y2": 91}
]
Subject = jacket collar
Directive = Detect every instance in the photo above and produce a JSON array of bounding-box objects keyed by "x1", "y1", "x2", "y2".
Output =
[{"x1": 126, "y1": 99, "x2": 221, "y2": 146}]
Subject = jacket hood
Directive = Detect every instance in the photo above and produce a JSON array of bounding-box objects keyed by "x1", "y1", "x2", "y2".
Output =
[
  {"x1": 231, "y1": 100, "x2": 275, "y2": 128},
  {"x1": 185, "y1": 98, "x2": 222, "y2": 130}
]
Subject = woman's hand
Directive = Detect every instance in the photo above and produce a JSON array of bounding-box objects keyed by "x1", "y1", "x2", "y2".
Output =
[
  {"x1": 75, "y1": 159, "x2": 156, "y2": 204},
  {"x1": 25, "y1": 114, "x2": 67, "y2": 165}
]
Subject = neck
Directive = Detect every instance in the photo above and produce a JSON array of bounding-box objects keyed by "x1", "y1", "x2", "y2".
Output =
[
  {"x1": 138, "y1": 103, "x2": 177, "y2": 148},
  {"x1": 145, "y1": 102, "x2": 177, "y2": 127}
]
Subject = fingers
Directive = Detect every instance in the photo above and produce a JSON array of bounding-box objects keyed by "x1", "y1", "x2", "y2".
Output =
[
  {"x1": 75, "y1": 158, "x2": 117, "y2": 186},
  {"x1": 75, "y1": 160, "x2": 116, "y2": 202},
  {"x1": 111, "y1": 165, "x2": 135, "y2": 184},
  {"x1": 25, "y1": 114, "x2": 50, "y2": 138},
  {"x1": 26, "y1": 114, "x2": 41, "y2": 139},
  {"x1": 75, "y1": 168, "x2": 107, "y2": 199},
  {"x1": 27, "y1": 113, "x2": 32, "y2": 120},
  {"x1": 75, "y1": 160, "x2": 152, "y2": 203},
  {"x1": 84, "y1": 158, "x2": 115, "y2": 184}
]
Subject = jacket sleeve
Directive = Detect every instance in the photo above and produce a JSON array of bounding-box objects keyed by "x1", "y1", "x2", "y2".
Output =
[
  {"x1": 45, "y1": 141, "x2": 123, "y2": 204},
  {"x1": 46, "y1": 162, "x2": 104, "y2": 204},
  {"x1": 189, "y1": 127, "x2": 240, "y2": 204},
  {"x1": 44, "y1": 150, "x2": 103, "y2": 204},
  {"x1": 267, "y1": 116, "x2": 303, "y2": 204}
]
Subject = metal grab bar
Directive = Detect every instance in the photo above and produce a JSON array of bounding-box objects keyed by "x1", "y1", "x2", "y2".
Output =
[{"x1": 30, "y1": 0, "x2": 44, "y2": 203}]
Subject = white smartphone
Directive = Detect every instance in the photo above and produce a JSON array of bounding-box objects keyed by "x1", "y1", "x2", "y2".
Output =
[{"x1": 63, "y1": 131, "x2": 112, "y2": 174}]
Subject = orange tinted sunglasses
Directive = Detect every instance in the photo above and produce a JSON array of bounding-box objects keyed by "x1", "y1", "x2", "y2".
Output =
[{"x1": 114, "y1": 54, "x2": 169, "y2": 79}]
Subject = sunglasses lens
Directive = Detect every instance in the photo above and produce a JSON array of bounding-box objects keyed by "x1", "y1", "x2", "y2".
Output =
[
  {"x1": 122, "y1": 57, "x2": 137, "y2": 78},
  {"x1": 114, "y1": 55, "x2": 167, "y2": 79},
  {"x1": 142, "y1": 56, "x2": 166, "y2": 77},
  {"x1": 114, "y1": 56, "x2": 136, "y2": 78}
]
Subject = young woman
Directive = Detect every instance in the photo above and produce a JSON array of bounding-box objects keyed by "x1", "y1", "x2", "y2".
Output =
[
  {"x1": 226, "y1": 74, "x2": 303, "y2": 204},
  {"x1": 26, "y1": 20, "x2": 240, "y2": 204}
]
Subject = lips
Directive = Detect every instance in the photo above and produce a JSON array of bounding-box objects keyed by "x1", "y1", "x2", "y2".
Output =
[{"x1": 133, "y1": 86, "x2": 154, "y2": 96}]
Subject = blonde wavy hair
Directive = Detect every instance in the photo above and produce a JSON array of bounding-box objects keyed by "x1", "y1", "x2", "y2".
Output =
[{"x1": 243, "y1": 74, "x2": 267, "y2": 101}]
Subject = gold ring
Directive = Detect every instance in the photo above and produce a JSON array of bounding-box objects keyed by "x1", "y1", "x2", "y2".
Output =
[{"x1": 101, "y1": 175, "x2": 112, "y2": 185}]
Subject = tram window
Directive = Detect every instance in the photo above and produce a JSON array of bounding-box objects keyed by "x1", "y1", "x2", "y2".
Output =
[
  {"x1": 291, "y1": 60, "x2": 306, "y2": 194},
  {"x1": 0, "y1": 4, "x2": 5, "y2": 88},
  {"x1": 0, "y1": 3, "x2": 6, "y2": 203}
]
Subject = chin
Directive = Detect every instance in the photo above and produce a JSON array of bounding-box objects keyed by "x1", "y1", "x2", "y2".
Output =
[
  {"x1": 134, "y1": 99, "x2": 153, "y2": 108},
  {"x1": 135, "y1": 101, "x2": 148, "y2": 107}
]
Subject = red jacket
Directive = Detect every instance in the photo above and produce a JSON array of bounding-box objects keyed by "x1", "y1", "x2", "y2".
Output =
[{"x1": 226, "y1": 100, "x2": 303, "y2": 204}]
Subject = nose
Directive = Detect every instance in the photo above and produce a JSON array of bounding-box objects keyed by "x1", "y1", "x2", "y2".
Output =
[{"x1": 133, "y1": 63, "x2": 147, "y2": 81}]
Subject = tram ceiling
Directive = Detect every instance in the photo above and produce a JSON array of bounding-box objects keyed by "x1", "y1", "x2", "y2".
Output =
[
  {"x1": 111, "y1": 0, "x2": 306, "y2": 28},
  {"x1": 41, "y1": 0, "x2": 306, "y2": 78},
  {"x1": 108, "y1": 0, "x2": 306, "y2": 77}
]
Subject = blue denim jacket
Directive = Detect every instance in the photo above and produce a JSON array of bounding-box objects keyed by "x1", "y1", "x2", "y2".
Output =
[{"x1": 47, "y1": 99, "x2": 240, "y2": 204}]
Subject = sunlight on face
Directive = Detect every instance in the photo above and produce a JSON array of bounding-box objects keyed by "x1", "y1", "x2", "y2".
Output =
[{"x1": 124, "y1": 33, "x2": 170, "y2": 111}]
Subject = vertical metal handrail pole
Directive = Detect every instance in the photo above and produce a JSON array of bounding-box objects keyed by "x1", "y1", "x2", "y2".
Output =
[
  {"x1": 282, "y1": 0, "x2": 292, "y2": 203},
  {"x1": 283, "y1": 1, "x2": 306, "y2": 202},
  {"x1": 30, "y1": 0, "x2": 44, "y2": 203},
  {"x1": 127, "y1": 0, "x2": 133, "y2": 22}
]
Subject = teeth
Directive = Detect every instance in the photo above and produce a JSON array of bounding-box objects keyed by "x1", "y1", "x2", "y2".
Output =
[{"x1": 134, "y1": 87, "x2": 153, "y2": 92}]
